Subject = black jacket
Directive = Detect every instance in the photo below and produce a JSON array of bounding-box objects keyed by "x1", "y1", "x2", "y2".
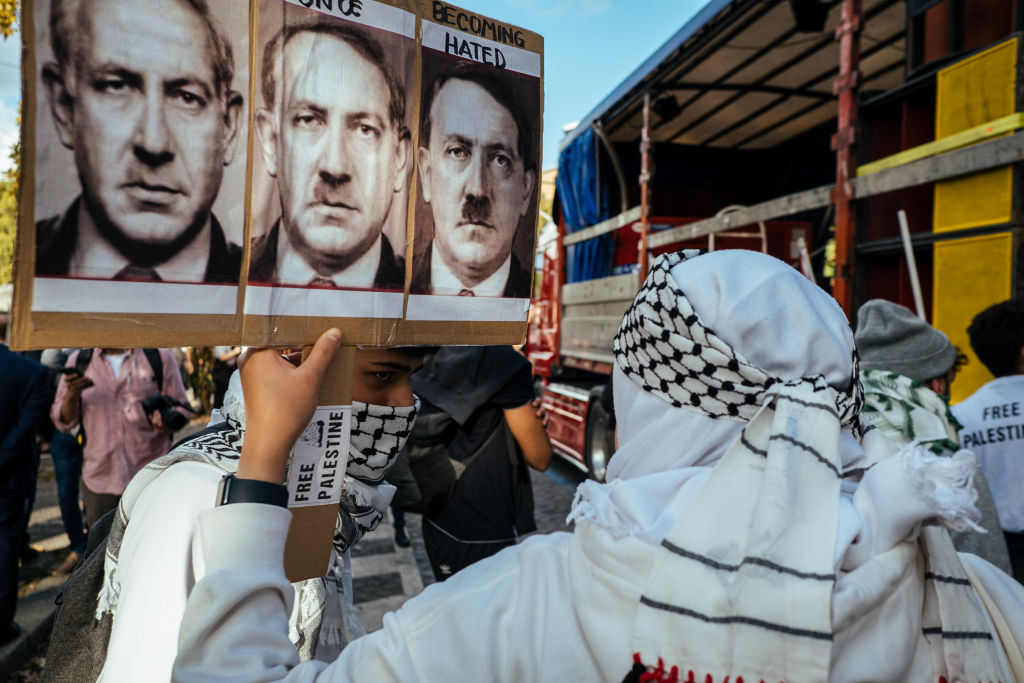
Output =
[
  {"x1": 248, "y1": 219, "x2": 405, "y2": 290},
  {"x1": 35, "y1": 197, "x2": 242, "y2": 283},
  {"x1": 409, "y1": 242, "x2": 532, "y2": 298},
  {"x1": 0, "y1": 346, "x2": 51, "y2": 492}
]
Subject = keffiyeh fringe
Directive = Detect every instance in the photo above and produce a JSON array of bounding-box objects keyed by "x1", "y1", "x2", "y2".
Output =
[{"x1": 900, "y1": 443, "x2": 983, "y2": 533}]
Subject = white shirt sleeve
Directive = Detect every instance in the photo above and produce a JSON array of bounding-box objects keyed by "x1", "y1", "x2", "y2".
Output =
[
  {"x1": 173, "y1": 502, "x2": 584, "y2": 683},
  {"x1": 98, "y1": 461, "x2": 223, "y2": 682},
  {"x1": 174, "y1": 503, "x2": 337, "y2": 682}
]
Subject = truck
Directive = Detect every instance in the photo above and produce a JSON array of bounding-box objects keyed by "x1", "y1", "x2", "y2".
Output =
[{"x1": 528, "y1": 0, "x2": 1024, "y2": 479}]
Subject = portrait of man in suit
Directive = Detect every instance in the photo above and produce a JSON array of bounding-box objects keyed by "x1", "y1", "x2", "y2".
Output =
[
  {"x1": 249, "y1": 20, "x2": 411, "y2": 291},
  {"x1": 35, "y1": 0, "x2": 244, "y2": 284},
  {"x1": 412, "y1": 61, "x2": 538, "y2": 299}
]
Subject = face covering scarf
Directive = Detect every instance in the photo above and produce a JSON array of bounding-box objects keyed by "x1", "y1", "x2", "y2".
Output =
[
  {"x1": 606, "y1": 251, "x2": 1000, "y2": 682},
  {"x1": 93, "y1": 373, "x2": 417, "y2": 662},
  {"x1": 332, "y1": 398, "x2": 420, "y2": 555}
]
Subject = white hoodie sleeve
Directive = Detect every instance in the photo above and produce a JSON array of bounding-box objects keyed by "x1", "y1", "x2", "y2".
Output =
[{"x1": 173, "y1": 503, "x2": 424, "y2": 683}]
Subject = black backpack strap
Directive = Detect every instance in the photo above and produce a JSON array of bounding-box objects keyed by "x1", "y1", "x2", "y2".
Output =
[{"x1": 142, "y1": 348, "x2": 164, "y2": 392}]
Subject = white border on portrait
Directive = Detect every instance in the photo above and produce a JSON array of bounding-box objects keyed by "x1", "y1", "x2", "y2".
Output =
[
  {"x1": 283, "y1": 0, "x2": 414, "y2": 38},
  {"x1": 422, "y1": 20, "x2": 540, "y2": 78},
  {"x1": 32, "y1": 278, "x2": 238, "y2": 314},
  {"x1": 404, "y1": 294, "x2": 529, "y2": 321},
  {"x1": 244, "y1": 283, "x2": 404, "y2": 318}
]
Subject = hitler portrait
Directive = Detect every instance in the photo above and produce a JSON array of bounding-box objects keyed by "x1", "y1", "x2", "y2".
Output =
[
  {"x1": 248, "y1": 3, "x2": 414, "y2": 293},
  {"x1": 411, "y1": 58, "x2": 540, "y2": 300},
  {"x1": 34, "y1": 0, "x2": 247, "y2": 286}
]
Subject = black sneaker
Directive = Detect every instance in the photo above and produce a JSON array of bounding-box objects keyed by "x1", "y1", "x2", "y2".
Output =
[{"x1": 394, "y1": 525, "x2": 411, "y2": 548}]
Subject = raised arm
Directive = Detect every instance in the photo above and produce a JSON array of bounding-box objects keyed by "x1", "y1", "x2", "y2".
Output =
[
  {"x1": 235, "y1": 331, "x2": 339, "y2": 483},
  {"x1": 173, "y1": 329, "x2": 341, "y2": 683}
]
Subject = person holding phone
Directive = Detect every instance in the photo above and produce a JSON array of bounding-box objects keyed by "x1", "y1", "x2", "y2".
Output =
[
  {"x1": 50, "y1": 348, "x2": 190, "y2": 528},
  {"x1": 49, "y1": 362, "x2": 91, "y2": 573}
]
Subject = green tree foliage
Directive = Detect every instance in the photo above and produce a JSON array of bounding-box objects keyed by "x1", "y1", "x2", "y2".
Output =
[
  {"x1": 0, "y1": 1, "x2": 16, "y2": 39},
  {"x1": 0, "y1": 169, "x2": 16, "y2": 284},
  {"x1": 0, "y1": 1, "x2": 17, "y2": 284},
  {"x1": 0, "y1": 106, "x2": 18, "y2": 285}
]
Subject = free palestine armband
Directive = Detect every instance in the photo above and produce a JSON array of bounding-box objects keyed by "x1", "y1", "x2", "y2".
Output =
[{"x1": 217, "y1": 474, "x2": 288, "y2": 508}]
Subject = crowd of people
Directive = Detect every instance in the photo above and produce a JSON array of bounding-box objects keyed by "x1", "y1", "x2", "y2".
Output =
[
  {"x1": 2, "y1": 248, "x2": 1024, "y2": 681},
  {"x1": 0, "y1": 338, "x2": 240, "y2": 650}
]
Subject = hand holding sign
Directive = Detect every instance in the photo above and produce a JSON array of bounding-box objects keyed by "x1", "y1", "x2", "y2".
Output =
[{"x1": 237, "y1": 328, "x2": 342, "y2": 484}]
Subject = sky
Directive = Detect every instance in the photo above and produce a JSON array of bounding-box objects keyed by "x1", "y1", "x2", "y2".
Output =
[
  {"x1": 0, "y1": 30, "x2": 18, "y2": 173},
  {"x1": 0, "y1": 0, "x2": 707, "y2": 174},
  {"x1": 446, "y1": 0, "x2": 705, "y2": 170}
]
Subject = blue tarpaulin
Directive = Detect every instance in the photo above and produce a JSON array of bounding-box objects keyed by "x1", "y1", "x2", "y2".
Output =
[{"x1": 556, "y1": 128, "x2": 612, "y2": 283}]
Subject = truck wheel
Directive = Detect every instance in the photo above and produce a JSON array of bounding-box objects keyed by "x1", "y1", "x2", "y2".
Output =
[{"x1": 584, "y1": 400, "x2": 614, "y2": 482}]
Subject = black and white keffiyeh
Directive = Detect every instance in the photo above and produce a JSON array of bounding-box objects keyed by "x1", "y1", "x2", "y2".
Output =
[
  {"x1": 332, "y1": 399, "x2": 419, "y2": 554},
  {"x1": 614, "y1": 250, "x2": 863, "y2": 429},
  {"x1": 581, "y1": 250, "x2": 1002, "y2": 682},
  {"x1": 346, "y1": 400, "x2": 420, "y2": 483}
]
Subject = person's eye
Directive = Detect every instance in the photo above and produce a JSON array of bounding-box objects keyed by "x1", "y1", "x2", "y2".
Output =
[
  {"x1": 445, "y1": 145, "x2": 469, "y2": 161},
  {"x1": 292, "y1": 111, "x2": 322, "y2": 129},
  {"x1": 492, "y1": 152, "x2": 513, "y2": 169},
  {"x1": 354, "y1": 122, "x2": 381, "y2": 140},
  {"x1": 94, "y1": 77, "x2": 130, "y2": 95},
  {"x1": 171, "y1": 88, "x2": 207, "y2": 111},
  {"x1": 373, "y1": 371, "x2": 394, "y2": 383}
]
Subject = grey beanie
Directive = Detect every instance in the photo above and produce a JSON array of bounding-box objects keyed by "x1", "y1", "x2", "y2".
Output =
[{"x1": 854, "y1": 299, "x2": 958, "y2": 382}]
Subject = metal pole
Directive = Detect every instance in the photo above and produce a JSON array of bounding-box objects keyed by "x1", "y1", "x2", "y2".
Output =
[
  {"x1": 639, "y1": 93, "x2": 652, "y2": 277},
  {"x1": 797, "y1": 236, "x2": 816, "y2": 284},
  {"x1": 897, "y1": 210, "x2": 927, "y2": 320},
  {"x1": 831, "y1": 0, "x2": 861, "y2": 314}
]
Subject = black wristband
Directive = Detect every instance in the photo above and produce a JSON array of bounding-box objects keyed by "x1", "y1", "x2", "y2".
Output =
[{"x1": 217, "y1": 474, "x2": 288, "y2": 508}]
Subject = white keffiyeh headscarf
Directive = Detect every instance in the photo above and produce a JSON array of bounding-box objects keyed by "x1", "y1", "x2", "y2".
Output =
[{"x1": 570, "y1": 250, "x2": 1004, "y2": 683}]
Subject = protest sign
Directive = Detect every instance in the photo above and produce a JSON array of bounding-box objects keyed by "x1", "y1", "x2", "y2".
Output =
[
  {"x1": 12, "y1": 0, "x2": 542, "y2": 582},
  {"x1": 13, "y1": 0, "x2": 544, "y2": 349}
]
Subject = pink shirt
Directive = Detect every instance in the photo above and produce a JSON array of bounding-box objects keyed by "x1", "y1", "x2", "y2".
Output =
[{"x1": 51, "y1": 348, "x2": 190, "y2": 495}]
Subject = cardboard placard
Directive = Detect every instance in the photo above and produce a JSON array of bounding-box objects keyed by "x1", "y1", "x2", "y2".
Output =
[
  {"x1": 13, "y1": 0, "x2": 542, "y2": 584},
  {"x1": 12, "y1": 0, "x2": 544, "y2": 350},
  {"x1": 284, "y1": 345, "x2": 353, "y2": 583}
]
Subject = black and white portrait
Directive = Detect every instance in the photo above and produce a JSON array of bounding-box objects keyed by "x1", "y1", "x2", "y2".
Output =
[
  {"x1": 408, "y1": 19, "x2": 541, "y2": 321},
  {"x1": 245, "y1": 0, "x2": 414, "y2": 319},
  {"x1": 32, "y1": 0, "x2": 249, "y2": 313}
]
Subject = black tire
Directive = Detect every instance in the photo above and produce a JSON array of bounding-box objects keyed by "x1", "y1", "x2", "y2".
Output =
[{"x1": 584, "y1": 400, "x2": 614, "y2": 482}]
